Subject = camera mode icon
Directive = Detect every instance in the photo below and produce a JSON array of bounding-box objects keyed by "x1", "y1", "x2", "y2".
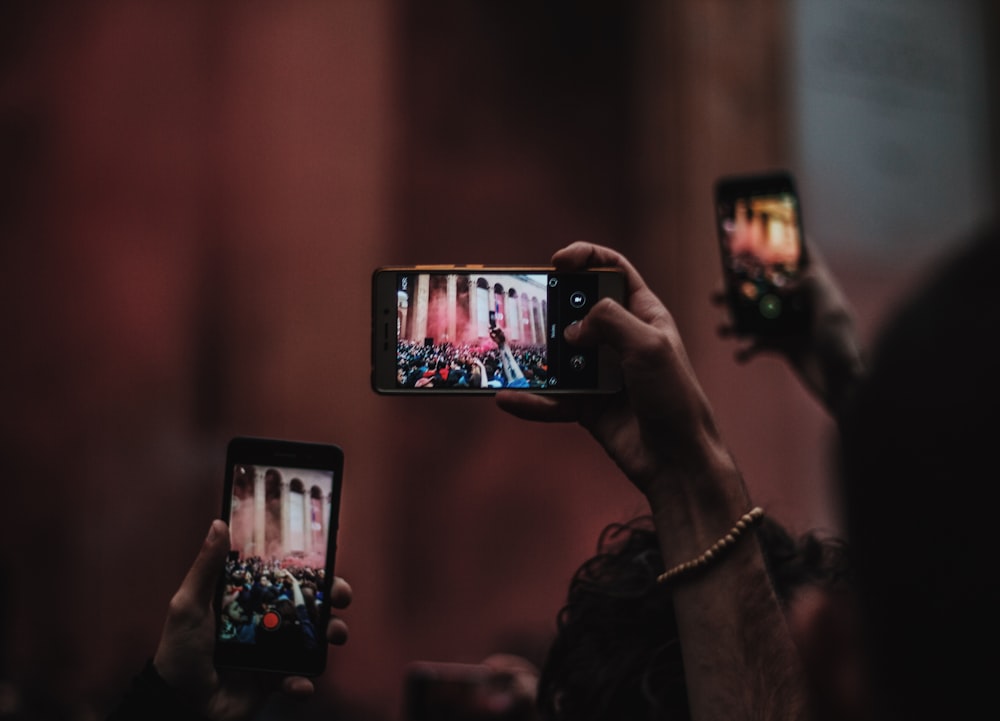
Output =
[{"x1": 569, "y1": 291, "x2": 587, "y2": 309}]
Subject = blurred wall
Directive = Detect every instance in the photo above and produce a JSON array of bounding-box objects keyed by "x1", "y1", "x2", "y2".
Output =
[{"x1": 0, "y1": 2, "x2": 994, "y2": 720}]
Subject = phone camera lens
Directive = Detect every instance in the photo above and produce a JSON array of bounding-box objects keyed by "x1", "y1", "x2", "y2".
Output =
[
  {"x1": 570, "y1": 354, "x2": 586, "y2": 370},
  {"x1": 569, "y1": 291, "x2": 587, "y2": 309},
  {"x1": 759, "y1": 294, "x2": 782, "y2": 319}
]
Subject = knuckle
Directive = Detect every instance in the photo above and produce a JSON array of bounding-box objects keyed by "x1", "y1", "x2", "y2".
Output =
[
  {"x1": 165, "y1": 591, "x2": 201, "y2": 625},
  {"x1": 633, "y1": 326, "x2": 674, "y2": 363}
]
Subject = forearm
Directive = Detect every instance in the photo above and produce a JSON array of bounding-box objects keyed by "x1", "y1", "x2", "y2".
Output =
[
  {"x1": 670, "y1": 539, "x2": 809, "y2": 721},
  {"x1": 817, "y1": 330, "x2": 866, "y2": 421},
  {"x1": 645, "y1": 435, "x2": 810, "y2": 721},
  {"x1": 499, "y1": 345, "x2": 525, "y2": 382}
]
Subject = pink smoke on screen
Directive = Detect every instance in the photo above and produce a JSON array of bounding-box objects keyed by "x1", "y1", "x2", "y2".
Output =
[
  {"x1": 265, "y1": 499, "x2": 284, "y2": 559},
  {"x1": 425, "y1": 284, "x2": 473, "y2": 343},
  {"x1": 281, "y1": 552, "x2": 327, "y2": 570},
  {"x1": 228, "y1": 474, "x2": 332, "y2": 567},
  {"x1": 425, "y1": 292, "x2": 448, "y2": 340},
  {"x1": 231, "y1": 491, "x2": 254, "y2": 554}
]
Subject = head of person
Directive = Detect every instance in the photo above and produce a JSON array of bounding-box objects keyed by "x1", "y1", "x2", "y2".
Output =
[
  {"x1": 226, "y1": 600, "x2": 249, "y2": 624},
  {"x1": 537, "y1": 514, "x2": 863, "y2": 721},
  {"x1": 837, "y1": 223, "x2": 1000, "y2": 721}
]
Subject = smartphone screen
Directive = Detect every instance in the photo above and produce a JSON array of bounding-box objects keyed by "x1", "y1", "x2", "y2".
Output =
[
  {"x1": 214, "y1": 437, "x2": 344, "y2": 676},
  {"x1": 714, "y1": 171, "x2": 809, "y2": 334},
  {"x1": 371, "y1": 267, "x2": 625, "y2": 394}
]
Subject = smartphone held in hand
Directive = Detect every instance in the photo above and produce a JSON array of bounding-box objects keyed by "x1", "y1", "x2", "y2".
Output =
[
  {"x1": 714, "y1": 170, "x2": 809, "y2": 335},
  {"x1": 371, "y1": 265, "x2": 626, "y2": 394},
  {"x1": 213, "y1": 437, "x2": 344, "y2": 677}
]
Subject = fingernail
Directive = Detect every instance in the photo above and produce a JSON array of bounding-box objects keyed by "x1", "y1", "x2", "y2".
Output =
[
  {"x1": 564, "y1": 321, "x2": 580, "y2": 340},
  {"x1": 207, "y1": 520, "x2": 223, "y2": 542}
]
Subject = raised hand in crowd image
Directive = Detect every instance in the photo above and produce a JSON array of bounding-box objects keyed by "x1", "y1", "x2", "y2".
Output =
[
  {"x1": 495, "y1": 241, "x2": 812, "y2": 720},
  {"x1": 106, "y1": 520, "x2": 353, "y2": 721},
  {"x1": 489, "y1": 326, "x2": 531, "y2": 388}
]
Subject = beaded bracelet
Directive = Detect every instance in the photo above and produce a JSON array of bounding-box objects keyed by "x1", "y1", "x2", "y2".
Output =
[{"x1": 656, "y1": 506, "x2": 765, "y2": 584}]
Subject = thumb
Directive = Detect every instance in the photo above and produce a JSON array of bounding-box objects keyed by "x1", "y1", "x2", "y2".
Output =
[{"x1": 178, "y1": 520, "x2": 230, "y2": 609}]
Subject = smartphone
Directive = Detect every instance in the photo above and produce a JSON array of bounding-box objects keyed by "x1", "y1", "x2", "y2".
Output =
[
  {"x1": 714, "y1": 170, "x2": 809, "y2": 335},
  {"x1": 213, "y1": 436, "x2": 344, "y2": 676},
  {"x1": 371, "y1": 266, "x2": 626, "y2": 394},
  {"x1": 403, "y1": 661, "x2": 531, "y2": 721}
]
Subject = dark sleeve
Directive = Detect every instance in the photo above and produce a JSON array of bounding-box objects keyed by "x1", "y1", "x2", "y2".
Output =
[
  {"x1": 105, "y1": 660, "x2": 212, "y2": 721},
  {"x1": 295, "y1": 604, "x2": 319, "y2": 651}
]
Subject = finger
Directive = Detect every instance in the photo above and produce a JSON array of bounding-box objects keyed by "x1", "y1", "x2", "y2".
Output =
[
  {"x1": 550, "y1": 242, "x2": 667, "y2": 322},
  {"x1": 326, "y1": 617, "x2": 349, "y2": 645},
  {"x1": 565, "y1": 297, "x2": 673, "y2": 360},
  {"x1": 495, "y1": 390, "x2": 583, "y2": 423},
  {"x1": 551, "y1": 241, "x2": 644, "y2": 291},
  {"x1": 281, "y1": 676, "x2": 316, "y2": 697},
  {"x1": 176, "y1": 520, "x2": 230, "y2": 610},
  {"x1": 734, "y1": 344, "x2": 763, "y2": 364},
  {"x1": 329, "y1": 576, "x2": 352, "y2": 609}
]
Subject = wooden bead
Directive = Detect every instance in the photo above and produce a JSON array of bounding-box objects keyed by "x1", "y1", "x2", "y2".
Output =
[{"x1": 656, "y1": 507, "x2": 765, "y2": 585}]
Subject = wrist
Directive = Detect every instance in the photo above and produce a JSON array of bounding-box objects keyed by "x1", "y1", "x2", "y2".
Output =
[{"x1": 641, "y1": 431, "x2": 754, "y2": 569}]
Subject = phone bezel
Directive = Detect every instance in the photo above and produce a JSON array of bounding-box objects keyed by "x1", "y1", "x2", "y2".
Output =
[
  {"x1": 370, "y1": 265, "x2": 626, "y2": 395},
  {"x1": 213, "y1": 436, "x2": 344, "y2": 677},
  {"x1": 713, "y1": 170, "x2": 809, "y2": 335}
]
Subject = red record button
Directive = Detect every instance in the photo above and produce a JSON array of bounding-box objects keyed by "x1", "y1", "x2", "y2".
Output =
[{"x1": 261, "y1": 610, "x2": 281, "y2": 631}]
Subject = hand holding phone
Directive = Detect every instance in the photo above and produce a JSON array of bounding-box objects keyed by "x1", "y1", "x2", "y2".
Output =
[
  {"x1": 713, "y1": 173, "x2": 867, "y2": 414},
  {"x1": 213, "y1": 437, "x2": 345, "y2": 677},
  {"x1": 137, "y1": 520, "x2": 351, "y2": 720},
  {"x1": 714, "y1": 170, "x2": 809, "y2": 335}
]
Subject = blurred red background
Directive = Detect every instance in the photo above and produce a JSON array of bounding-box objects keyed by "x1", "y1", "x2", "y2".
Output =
[{"x1": 1, "y1": 2, "x2": 995, "y2": 720}]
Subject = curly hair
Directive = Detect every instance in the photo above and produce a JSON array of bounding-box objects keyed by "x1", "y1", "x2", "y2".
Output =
[{"x1": 536, "y1": 514, "x2": 852, "y2": 721}]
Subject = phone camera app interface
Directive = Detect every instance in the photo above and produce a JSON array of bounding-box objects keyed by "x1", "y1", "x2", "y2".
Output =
[
  {"x1": 550, "y1": 273, "x2": 599, "y2": 388},
  {"x1": 219, "y1": 464, "x2": 335, "y2": 654},
  {"x1": 394, "y1": 272, "x2": 551, "y2": 390},
  {"x1": 718, "y1": 190, "x2": 803, "y2": 318}
]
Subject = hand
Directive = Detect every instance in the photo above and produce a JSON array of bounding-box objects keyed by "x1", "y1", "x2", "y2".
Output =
[
  {"x1": 496, "y1": 243, "x2": 809, "y2": 721},
  {"x1": 495, "y1": 242, "x2": 731, "y2": 505},
  {"x1": 480, "y1": 653, "x2": 540, "y2": 719},
  {"x1": 714, "y1": 237, "x2": 866, "y2": 416},
  {"x1": 152, "y1": 520, "x2": 352, "y2": 721},
  {"x1": 489, "y1": 326, "x2": 507, "y2": 347}
]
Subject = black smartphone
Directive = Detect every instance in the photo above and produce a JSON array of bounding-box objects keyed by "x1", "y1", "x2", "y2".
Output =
[
  {"x1": 714, "y1": 170, "x2": 809, "y2": 335},
  {"x1": 213, "y1": 436, "x2": 344, "y2": 676},
  {"x1": 371, "y1": 265, "x2": 626, "y2": 394},
  {"x1": 403, "y1": 661, "x2": 531, "y2": 721}
]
